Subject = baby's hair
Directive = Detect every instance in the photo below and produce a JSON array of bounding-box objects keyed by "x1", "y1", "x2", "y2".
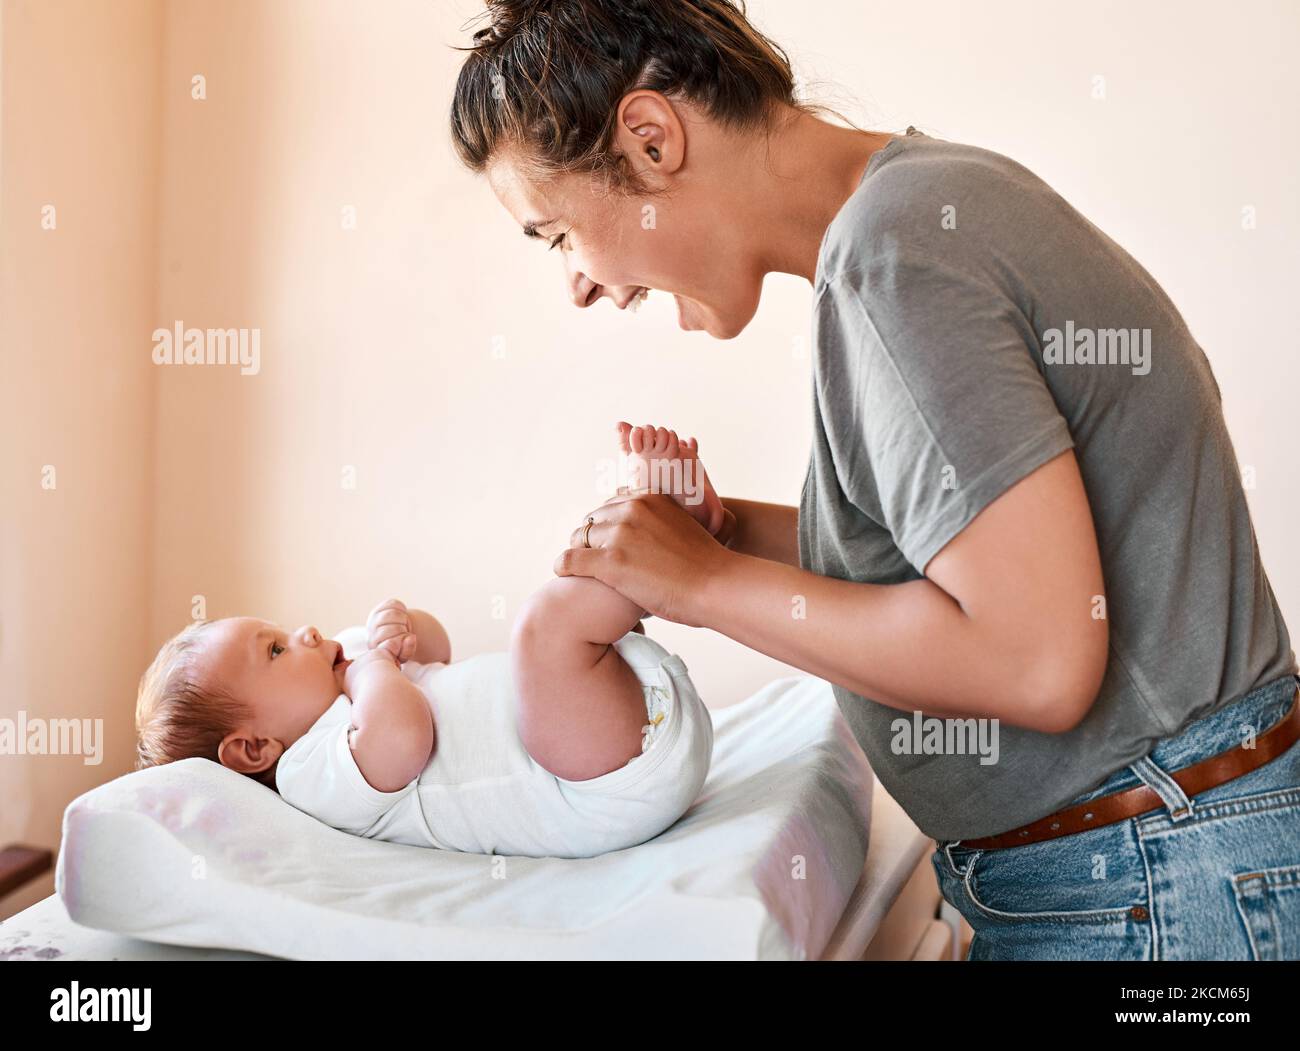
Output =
[{"x1": 134, "y1": 620, "x2": 256, "y2": 778}]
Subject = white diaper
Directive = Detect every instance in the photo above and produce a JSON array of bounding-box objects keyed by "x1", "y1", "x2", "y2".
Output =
[
  {"x1": 552, "y1": 631, "x2": 715, "y2": 855},
  {"x1": 640, "y1": 675, "x2": 672, "y2": 753}
]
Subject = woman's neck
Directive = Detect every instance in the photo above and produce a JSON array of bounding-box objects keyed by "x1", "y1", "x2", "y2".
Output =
[{"x1": 743, "y1": 108, "x2": 894, "y2": 284}]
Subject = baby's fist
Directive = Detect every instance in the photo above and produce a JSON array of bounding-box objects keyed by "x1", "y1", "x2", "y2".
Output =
[
  {"x1": 366, "y1": 598, "x2": 417, "y2": 662},
  {"x1": 342, "y1": 646, "x2": 400, "y2": 696}
]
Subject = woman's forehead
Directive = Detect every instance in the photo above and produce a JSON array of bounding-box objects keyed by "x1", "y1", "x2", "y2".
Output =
[{"x1": 487, "y1": 154, "x2": 565, "y2": 229}]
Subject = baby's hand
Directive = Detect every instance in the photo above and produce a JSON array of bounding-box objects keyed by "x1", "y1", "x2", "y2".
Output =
[
  {"x1": 342, "y1": 647, "x2": 401, "y2": 697},
  {"x1": 366, "y1": 598, "x2": 418, "y2": 663}
]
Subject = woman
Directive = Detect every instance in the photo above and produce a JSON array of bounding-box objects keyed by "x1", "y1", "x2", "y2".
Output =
[{"x1": 449, "y1": 0, "x2": 1299, "y2": 959}]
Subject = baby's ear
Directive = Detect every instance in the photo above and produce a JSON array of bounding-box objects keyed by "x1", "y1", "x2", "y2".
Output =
[{"x1": 218, "y1": 731, "x2": 281, "y2": 778}]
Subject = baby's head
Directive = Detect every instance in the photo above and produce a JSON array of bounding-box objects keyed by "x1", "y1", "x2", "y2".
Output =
[{"x1": 135, "y1": 617, "x2": 350, "y2": 786}]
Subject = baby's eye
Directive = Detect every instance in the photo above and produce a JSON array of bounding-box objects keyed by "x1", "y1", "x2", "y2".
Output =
[
  {"x1": 547, "y1": 233, "x2": 566, "y2": 252},
  {"x1": 270, "y1": 642, "x2": 285, "y2": 658}
]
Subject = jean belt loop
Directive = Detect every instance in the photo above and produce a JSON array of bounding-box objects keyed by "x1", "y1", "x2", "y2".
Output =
[
  {"x1": 1128, "y1": 755, "x2": 1195, "y2": 822},
  {"x1": 944, "y1": 839, "x2": 974, "y2": 877}
]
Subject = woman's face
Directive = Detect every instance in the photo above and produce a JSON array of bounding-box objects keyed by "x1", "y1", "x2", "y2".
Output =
[{"x1": 485, "y1": 94, "x2": 766, "y2": 340}]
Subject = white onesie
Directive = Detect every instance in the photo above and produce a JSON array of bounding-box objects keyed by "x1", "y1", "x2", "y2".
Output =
[{"x1": 274, "y1": 631, "x2": 714, "y2": 859}]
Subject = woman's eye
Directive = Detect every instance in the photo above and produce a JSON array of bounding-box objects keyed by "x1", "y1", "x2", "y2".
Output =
[
  {"x1": 270, "y1": 642, "x2": 285, "y2": 658},
  {"x1": 547, "y1": 233, "x2": 566, "y2": 252}
]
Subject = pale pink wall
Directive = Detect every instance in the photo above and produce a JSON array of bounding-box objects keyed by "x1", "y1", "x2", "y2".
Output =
[{"x1": 0, "y1": 0, "x2": 163, "y2": 917}]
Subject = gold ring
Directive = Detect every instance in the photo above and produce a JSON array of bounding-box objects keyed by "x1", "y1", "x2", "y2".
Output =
[{"x1": 582, "y1": 516, "x2": 595, "y2": 548}]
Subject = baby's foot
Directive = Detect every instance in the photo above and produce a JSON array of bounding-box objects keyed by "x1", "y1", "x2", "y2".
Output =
[{"x1": 616, "y1": 421, "x2": 725, "y2": 535}]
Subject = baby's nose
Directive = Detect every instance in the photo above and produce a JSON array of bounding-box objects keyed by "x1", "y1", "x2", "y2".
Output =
[{"x1": 297, "y1": 625, "x2": 321, "y2": 646}]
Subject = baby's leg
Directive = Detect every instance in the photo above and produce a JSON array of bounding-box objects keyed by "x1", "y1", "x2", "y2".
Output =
[{"x1": 511, "y1": 577, "x2": 649, "y2": 782}]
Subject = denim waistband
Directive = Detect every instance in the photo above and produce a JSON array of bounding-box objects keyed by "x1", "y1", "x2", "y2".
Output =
[{"x1": 1065, "y1": 672, "x2": 1300, "y2": 809}]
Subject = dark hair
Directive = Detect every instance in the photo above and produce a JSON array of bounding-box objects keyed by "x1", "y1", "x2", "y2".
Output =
[{"x1": 449, "y1": 0, "x2": 813, "y2": 194}]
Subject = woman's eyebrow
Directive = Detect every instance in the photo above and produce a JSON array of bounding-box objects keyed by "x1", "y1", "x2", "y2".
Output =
[{"x1": 522, "y1": 217, "x2": 558, "y2": 239}]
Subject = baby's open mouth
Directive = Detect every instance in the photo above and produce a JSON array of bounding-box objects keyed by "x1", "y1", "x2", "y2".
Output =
[{"x1": 332, "y1": 644, "x2": 350, "y2": 671}]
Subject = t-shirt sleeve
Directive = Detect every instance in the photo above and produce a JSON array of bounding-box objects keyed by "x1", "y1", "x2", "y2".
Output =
[
  {"x1": 274, "y1": 695, "x2": 418, "y2": 835},
  {"x1": 819, "y1": 247, "x2": 1075, "y2": 573}
]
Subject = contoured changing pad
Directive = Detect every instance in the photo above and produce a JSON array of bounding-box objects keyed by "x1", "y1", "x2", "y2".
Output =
[{"x1": 57, "y1": 674, "x2": 874, "y2": 960}]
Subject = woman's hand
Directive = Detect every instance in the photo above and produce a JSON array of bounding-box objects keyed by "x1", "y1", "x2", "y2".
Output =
[{"x1": 556, "y1": 494, "x2": 735, "y2": 626}]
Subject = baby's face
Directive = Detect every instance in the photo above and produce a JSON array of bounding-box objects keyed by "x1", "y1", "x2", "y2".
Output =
[{"x1": 195, "y1": 618, "x2": 351, "y2": 768}]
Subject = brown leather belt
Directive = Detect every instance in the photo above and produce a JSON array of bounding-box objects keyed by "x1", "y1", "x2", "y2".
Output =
[{"x1": 959, "y1": 688, "x2": 1300, "y2": 852}]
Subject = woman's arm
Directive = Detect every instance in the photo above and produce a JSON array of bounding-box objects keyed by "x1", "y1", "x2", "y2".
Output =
[
  {"x1": 559, "y1": 450, "x2": 1108, "y2": 734},
  {"x1": 716, "y1": 498, "x2": 801, "y2": 566}
]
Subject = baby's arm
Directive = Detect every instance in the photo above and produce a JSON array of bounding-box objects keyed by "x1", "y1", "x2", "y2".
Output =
[
  {"x1": 343, "y1": 649, "x2": 436, "y2": 792},
  {"x1": 407, "y1": 608, "x2": 451, "y2": 665}
]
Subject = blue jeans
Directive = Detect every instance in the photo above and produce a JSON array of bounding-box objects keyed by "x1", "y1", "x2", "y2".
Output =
[{"x1": 932, "y1": 672, "x2": 1300, "y2": 960}]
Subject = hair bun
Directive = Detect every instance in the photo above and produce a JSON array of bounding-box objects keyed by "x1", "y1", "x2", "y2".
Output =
[
  {"x1": 484, "y1": 0, "x2": 549, "y2": 27},
  {"x1": 473, "y1": 0, "x2": 544, "y2": 48}
]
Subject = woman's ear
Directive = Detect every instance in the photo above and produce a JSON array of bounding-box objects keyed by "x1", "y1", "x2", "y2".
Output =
[{"x1": 614, "y1": 90, "x2": 686, "y2": 179}]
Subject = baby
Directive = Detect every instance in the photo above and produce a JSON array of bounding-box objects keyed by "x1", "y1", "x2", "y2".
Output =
[{"x1": 135, "y1": 423, "x2": 722, "y2": 858}]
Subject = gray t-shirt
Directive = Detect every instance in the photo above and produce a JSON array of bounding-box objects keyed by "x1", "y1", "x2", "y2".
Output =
[{"x1": 799, "y1": 126, "x2": 1296, "y2": 841}]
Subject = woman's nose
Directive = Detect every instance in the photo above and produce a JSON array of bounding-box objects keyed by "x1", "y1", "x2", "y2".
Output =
[
  {"x1": 568, "y1": 269, "x2": 603, "y2": 309},
  {"x1": 568, "y1": 270, "x2": 642, "y2": 310}
]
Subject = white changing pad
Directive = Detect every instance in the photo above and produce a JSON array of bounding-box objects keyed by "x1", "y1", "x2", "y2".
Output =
[{"x1": 56, "y1": 674, "x2": 874, "y2": 960}]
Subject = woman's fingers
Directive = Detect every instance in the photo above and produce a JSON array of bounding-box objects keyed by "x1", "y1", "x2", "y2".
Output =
[
  {"x1": 554, "y1": 544, "x2": 608, "y2": 581},
  {"x1": 553, "y1": 494, "x2": 723, "y2": 625},
  {"x1": 569, "y1": 495, "x2": 638, "y2": 548},
  {"x1": 568, "y1": 490, "x2": 658, "y2": 546},
  {"x1": 569, "y1": 514, "x2": 616, "y2": 550},
  {"x1": 571, "y1": 492, "x2": 681, "y2": 542}
]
